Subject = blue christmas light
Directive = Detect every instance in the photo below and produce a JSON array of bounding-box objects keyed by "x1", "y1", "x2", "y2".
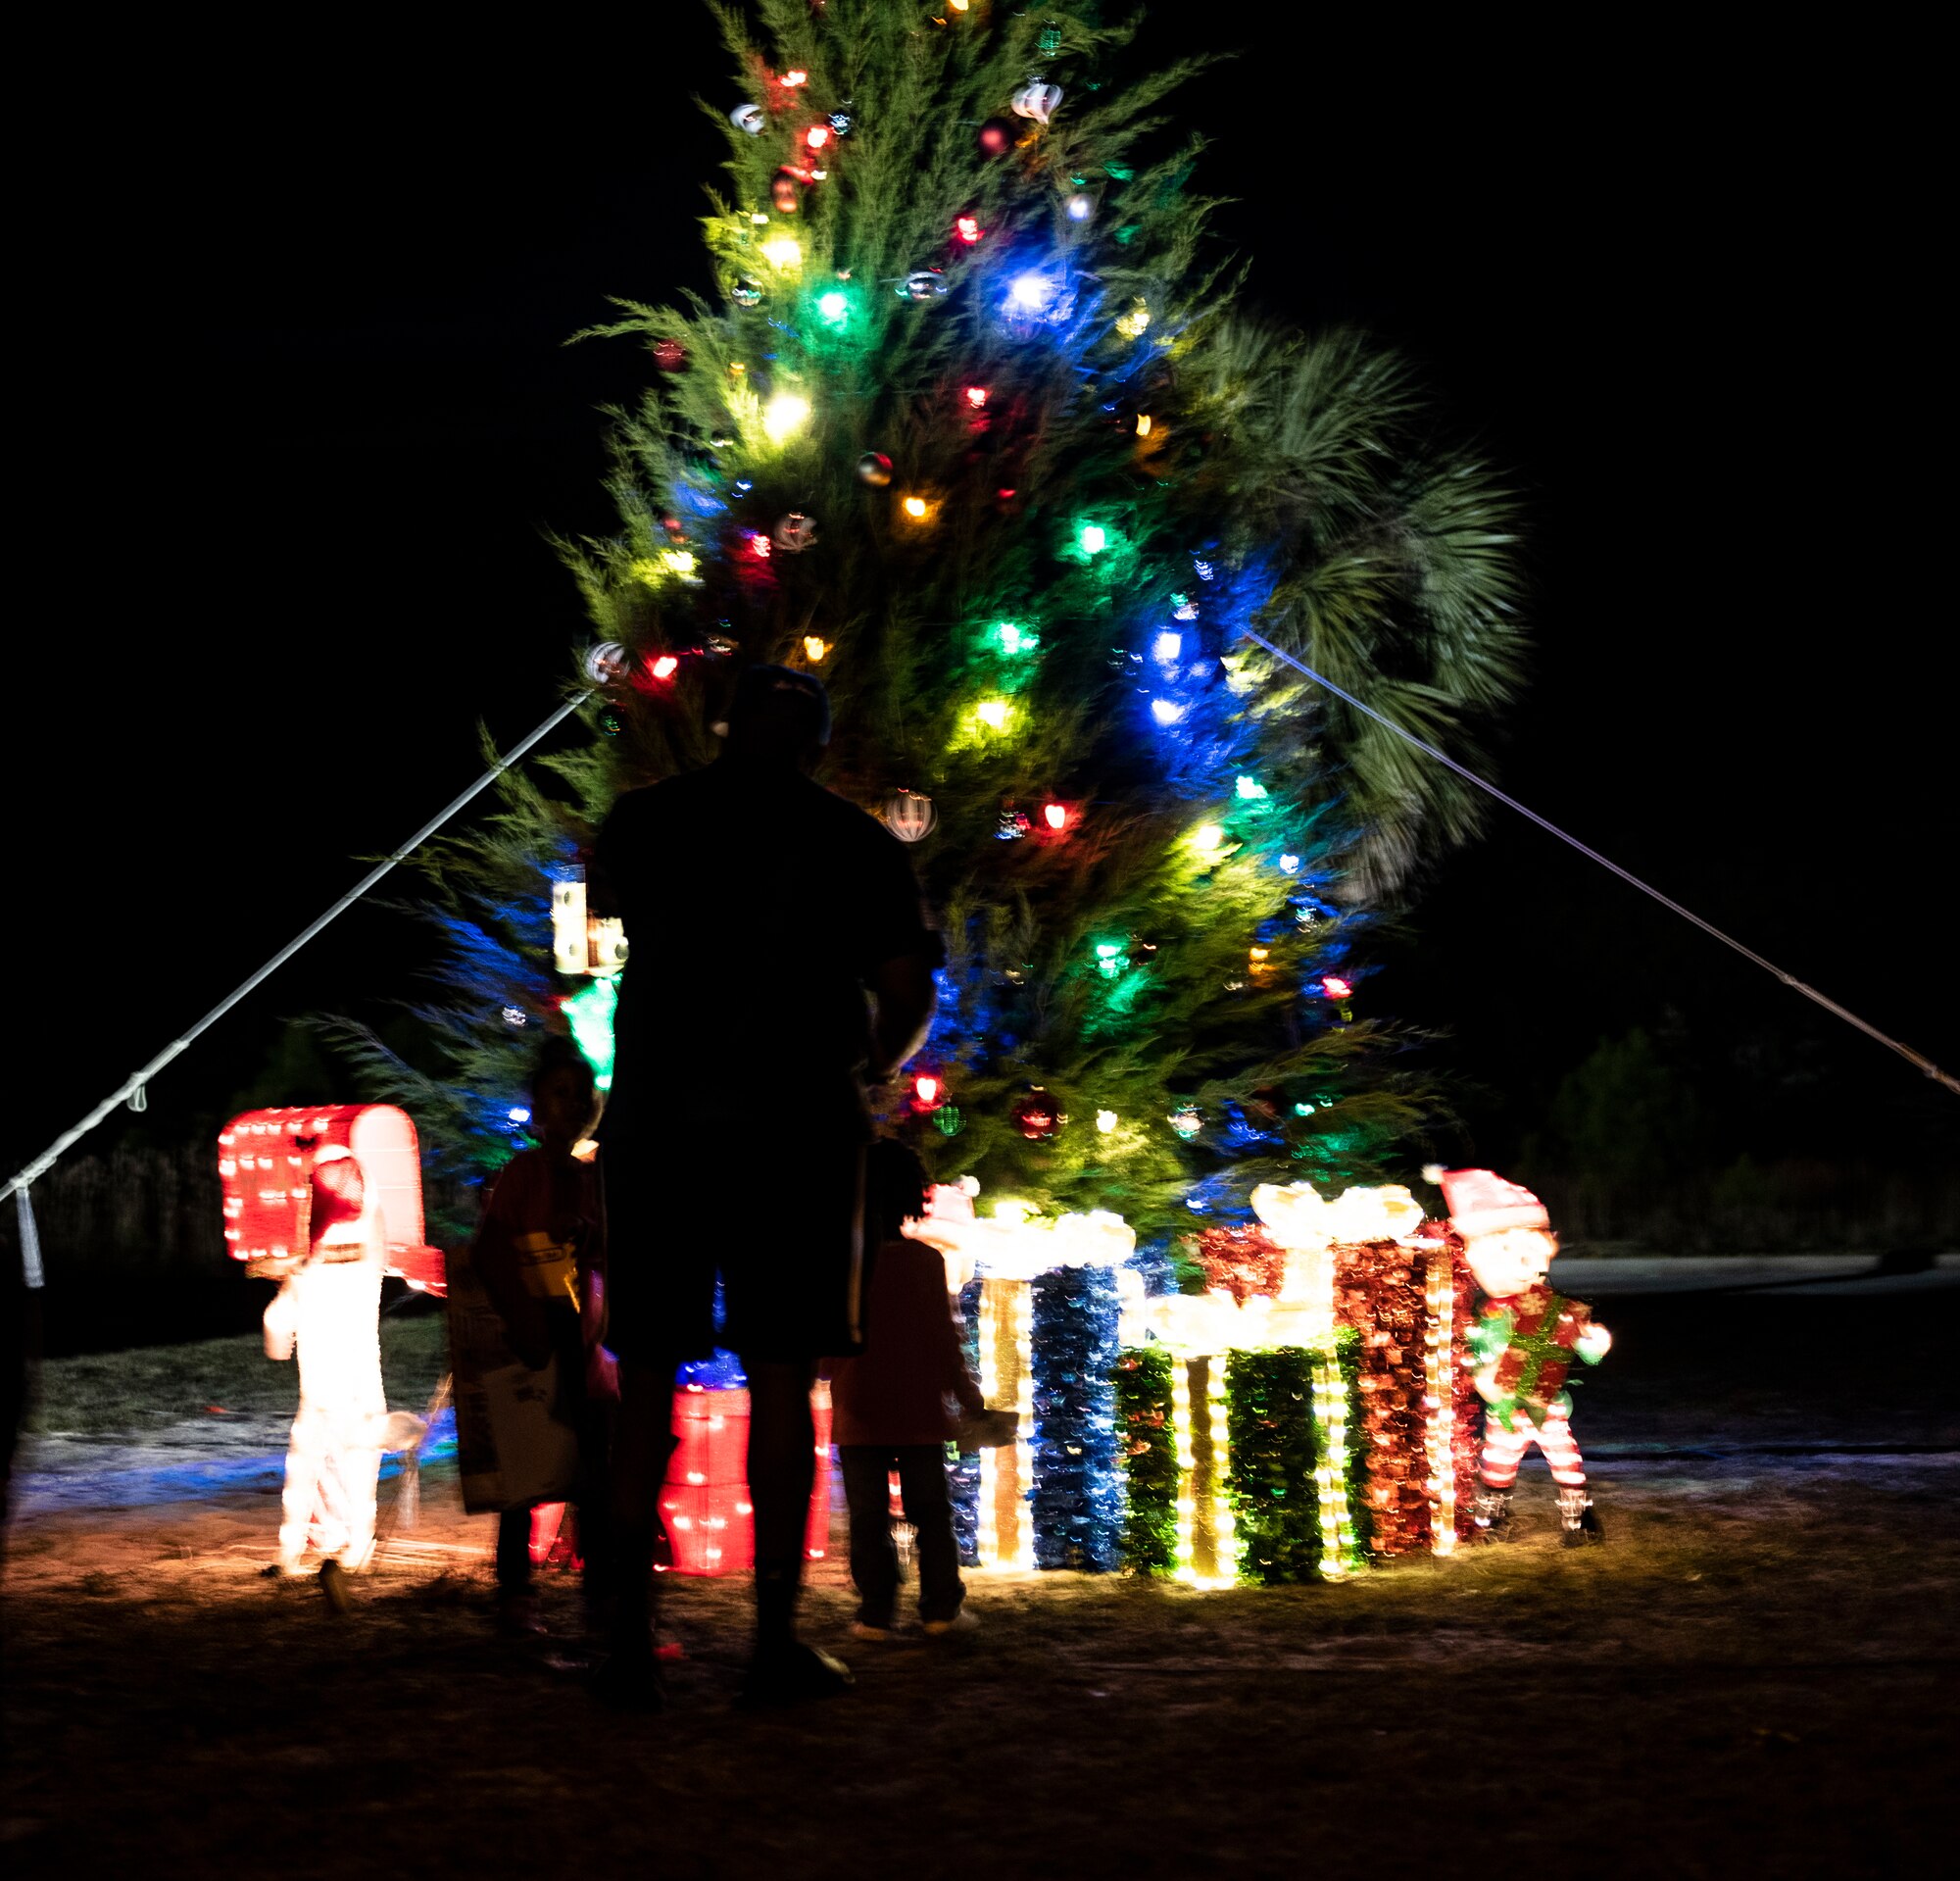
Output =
[
  {"x1": 1151, "y1": 698, "x2": 1184, "y2": 726},
  {"x1": 1152, "y1": 630, "x2": 1183, "y2": 665}
]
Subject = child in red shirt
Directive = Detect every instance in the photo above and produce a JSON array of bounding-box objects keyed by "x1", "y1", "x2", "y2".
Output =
[
  {"x1": 829, "y1": 1141, "x2": 984, "y2": 1638},
  {"x1": 470, "y1": 1037, "x2": 612, "y2": 1633}
]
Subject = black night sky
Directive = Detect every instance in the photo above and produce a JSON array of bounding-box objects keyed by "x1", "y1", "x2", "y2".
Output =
[{"x1": 8, "y1": 10, "x2": 1952, "y2": 1183}]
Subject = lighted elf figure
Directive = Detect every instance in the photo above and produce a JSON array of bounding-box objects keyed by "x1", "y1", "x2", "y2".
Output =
[
  {"x1": 1428, "y1": 1167, "x2": 1610, "y2": 1547},
  {"x1": 263, "y1": 1142, "x2": 417, "y2": 1592}
]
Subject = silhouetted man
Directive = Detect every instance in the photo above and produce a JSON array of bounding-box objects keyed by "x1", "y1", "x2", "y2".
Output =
[{"x1": 593, "y1": 665, "x2": 938, "y2": 1707}]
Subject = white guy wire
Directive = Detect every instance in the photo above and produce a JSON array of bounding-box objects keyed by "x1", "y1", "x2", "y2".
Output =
[
  {"x1": 2, "y1": 689, "x2": 597, "y2": 1213},
  {"x1": 1241, "y1": 627, "x2": 1958, "y2": 1097}
]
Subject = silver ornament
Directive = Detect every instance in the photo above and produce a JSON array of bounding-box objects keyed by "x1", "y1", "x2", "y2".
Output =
[
  {"x1": 884, "y1": 789, "x2": 937, "y2": 843},
  {"x1": 583, "y1": 642, "x2": 629, "y2": 684},
  {"x1": 730, "y1": 104, "x2": 765, "y2": 135},
  {"x1": 731, "y1": 277, "x2": 763, "y2": 307},
  {"x1": 1010, "y1": 81, "x2": 1063, "y2": 124},
  {"x1": 857, "y1": 451, "x2": 894, "y2": 487},
  {"x1": 900, "y1": 271, "x2": 949, "y2": 302},
  {"x1": 772, "y1": 512, "x2": 819, "y2": 554}
]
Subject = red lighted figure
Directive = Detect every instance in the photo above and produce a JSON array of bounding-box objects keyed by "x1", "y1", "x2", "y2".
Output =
[{"x1": 1432, "y1": 1168, "x2": 1611, "y2": 1546}]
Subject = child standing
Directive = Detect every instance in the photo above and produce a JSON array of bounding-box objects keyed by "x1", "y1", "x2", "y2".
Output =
[
  {"x1": 829, "y1": 1140, "x2": 986, "y2": 1640},
  {"x1": 470, "y1": 1037, "x2": 614, "y2": 1632}
]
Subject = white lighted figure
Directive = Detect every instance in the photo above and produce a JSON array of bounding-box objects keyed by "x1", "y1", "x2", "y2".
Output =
[
  {"x1": 1431, "y1": 1167, "x2": 1610, "y2": 1546},
  {"x1": 263, "y1": 1143, "x2": 422, "y2": 1592}
]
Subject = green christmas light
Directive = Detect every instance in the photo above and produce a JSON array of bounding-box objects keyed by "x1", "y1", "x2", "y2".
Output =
[
  {"x1": 996, "y1": 620, "x2": 1040, "y2": 656},
  {"x1": 1095, "y1": 940, "x2": 1129, "y2": 979},
  {"x1": 1236, "y1": 775, "x2": 1269, "y2": 802},
  {"x1": 1078, "y1": 522, "x2": 1107, "y2": 555},
  {"x1": 563, "y1": 976, "x2": 617, "y2": 1092}
]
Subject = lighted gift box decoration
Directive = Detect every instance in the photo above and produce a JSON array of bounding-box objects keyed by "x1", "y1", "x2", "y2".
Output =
[
  {"x1": 218, "y1": 1105, "x2": 446, "y2": 1294},
  {"x1": 1114, "y1": 1183, "x2": 1481, "y2": 1584},
  {"x1": 551, "y1": 868, "x2": 628, "y2": 977},
  {"x1": 661, "y1": 1350, "x2": 833, "y2": 1576},
  {"x1": 905, "y1": 1186, "x2": 1137, "y2": 1571}
]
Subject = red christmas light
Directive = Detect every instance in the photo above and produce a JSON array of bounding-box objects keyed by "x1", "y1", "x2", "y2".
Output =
[
  {"x1": 955, "y1": 215, "x2": 983, "y2": 244},
  {"x1": 964, "y1": 385, "x2": 989, "y2": 408},
  {"x1": 748, "y1": 532, "x2": 772, "y2": 560},
  {"x1": 911, "y1": 1072, "x2": 946, "y2": 1113},
  {"x1": 1322, "y1": 975, "x2": 1353, "y2": 1000},
  {"x1": 649, "y1": 654, "x2": 680, "y2": 681},
  {"x1": 805, "y1": 124, "x2": 831, "y2": 151},
  {"x1": 1043, "y1": 803, "x2": 1068, "y2": 831}
]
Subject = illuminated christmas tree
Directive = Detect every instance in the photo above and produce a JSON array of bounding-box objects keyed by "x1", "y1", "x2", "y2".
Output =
[{"x1": 334, "y1": 0, "x2": 1524, "y2": 1251}]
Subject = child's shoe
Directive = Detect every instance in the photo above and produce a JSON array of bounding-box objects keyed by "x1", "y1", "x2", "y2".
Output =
[
  {"x1": 849, "y1": 1620, "x2": 894, "y2": 1643},
  {"x1": 921, "y1": 1608, "x2": 976, "y2": 1637}
]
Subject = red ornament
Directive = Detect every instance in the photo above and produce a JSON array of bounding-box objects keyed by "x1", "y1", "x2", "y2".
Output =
[
  {"x1": 977, "y1": 118, "x2": 1015, "y2": 157},
  {"x1": 1010, "y1": 1086, "x2": 1060, "y2": 1140},
  {"x1": 771, "y1": 173, "x2": 802, "y2": 215},
  {"x1": 651, "y1": 337, "x2": 686, "y2": 371}
]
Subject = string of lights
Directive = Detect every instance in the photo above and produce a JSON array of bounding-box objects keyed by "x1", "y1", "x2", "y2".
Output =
[{"x1": 1242, "y1": 627, "x2": 1958, "y2": 1097}]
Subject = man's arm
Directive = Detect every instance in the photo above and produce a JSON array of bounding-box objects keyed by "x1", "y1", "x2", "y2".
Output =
[{"x1": 867, "y1": 952, "x2": 935, "y2": 1084}]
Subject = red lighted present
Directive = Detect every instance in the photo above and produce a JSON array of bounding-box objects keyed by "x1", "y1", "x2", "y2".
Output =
[{"x1": 661, "y1": 1384, "x2": 833, "y2": 1576}]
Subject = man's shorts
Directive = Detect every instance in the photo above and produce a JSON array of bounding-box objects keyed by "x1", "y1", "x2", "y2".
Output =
[{"x1": 602, "y1": 1121, "x2": 867, "y2": 1366}]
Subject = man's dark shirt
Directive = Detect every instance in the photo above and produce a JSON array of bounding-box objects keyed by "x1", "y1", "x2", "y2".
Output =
[{"x1": 591, "y1": 758, "x2": 941, "y2": 1137}]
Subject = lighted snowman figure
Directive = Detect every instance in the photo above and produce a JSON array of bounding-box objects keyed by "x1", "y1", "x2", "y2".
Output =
[
  {"x1": 1430, "y1": 1168, "x2": 1610, "y2": 1547},
  {"x1": 263, "y1": 1144, "x2": 421, "y2": 1593}
]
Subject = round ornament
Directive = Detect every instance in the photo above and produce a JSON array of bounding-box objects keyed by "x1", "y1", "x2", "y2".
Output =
[
  {"x1": 1011, "y1": 1086, "x2": 1061, "y2": 1140},
  {"x1": 857, "y1": 451, "x2": 894, "y2": 487},
  {"x1": 932, "y1": 1105, "x2": 965, "y2": 1138},
  {"x1": 772, "y1": 512, "x2": 819, "y2": 554},
  {"x1": 651, "y1": 337, "x2": 686, "y2": 371},
  {"x1": 900, "y1": 271, "x2": 948, "y2": 302},
  {"x1": 771, "y1": 172, "x2": 802, "y2": 215},
  {"x1": 1011, "y1": 81, "x2": 1063, "y2": 124},
  {"x1": 977, "y1": 118, "x2": 1017, "y2": 158},
  {"x1": 730, "y1": 103, "x2": 765, "y2": 135},
  {"x1": 884, "y1": 788, "x2": 937, "y2": 842},
  {"x1": 828, "y1": 110, "x2": 854, "y2": 137},
  {"x1": 731, "y1": 277, "x2": 763, "y2": 308},
  {"x1": 583, "y1": 641, "x2": 630, "y2": 685},
  {"x1": 1168, "y1": 1104, "x2": 1202, "y2": 1141}
]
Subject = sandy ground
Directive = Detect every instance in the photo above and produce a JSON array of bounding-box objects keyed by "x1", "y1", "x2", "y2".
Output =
[{"x1": 4, "y1": 1283, "x2": 1957, "y2": 1878}]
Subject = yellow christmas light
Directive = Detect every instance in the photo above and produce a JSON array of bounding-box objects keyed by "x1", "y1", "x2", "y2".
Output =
[
  {"x1": 760, "y1": 235, "x2": 803, "y2": 270},
  {"x1": 803, "y1": 635, "x2": 830, "y2": 663},
  {"x1": 1095, "y1": 1110, "x2": 1119, "y2": 1134},
  {"x1": 902, "y1": 494, "x2": 930, "y2": 520},
  {"x1": 974, "y1": 699, "x2": 1010, "y2": 731},
  {"x1": 1208, "y1": 1360, "x2": 1235, "y2": 1581},
  {"x1": 1171, "y1": 1361, "x2": 1197, "y2": 1580},
  {"x1": 1115, "y1": 298, "x2": 1151, "y2": 340},
  {"x1": 762, "y1": 392, "x2": 811, "y2": 442},
  {"x1": 1192, "y1": 822, "x2": 1225, "y2": 857}
]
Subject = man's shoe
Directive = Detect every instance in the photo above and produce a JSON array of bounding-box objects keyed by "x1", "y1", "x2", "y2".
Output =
[
  {"x1": 318, "y1": 1559, "x2": 352, "y2": 1614},
  {"x1": 849, "y1": 1621, "x2": 894, "y2": 1643},
  {"x1": 737, "y1": 1641, "x2": 854, "y2": 1709},
  {"x1": 497, "y1": 1591, "x2": 548, "y2": 1637},
  {"x1": 592, "y1": 1650, "x2": 665, "y2": 1713},
  {"x1": 921, "y1": 1609, "x2": 976, "y2": 1637}
]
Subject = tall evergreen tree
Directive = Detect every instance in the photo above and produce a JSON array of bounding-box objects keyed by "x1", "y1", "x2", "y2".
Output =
[{"x1": 329, "y1": 0, "x2": 1523, "y2": 1246}]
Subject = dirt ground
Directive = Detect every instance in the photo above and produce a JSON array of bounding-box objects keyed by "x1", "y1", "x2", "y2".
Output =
[{"x1": 4, "y1": 1288, "x2": 1957, "y2": 1878}]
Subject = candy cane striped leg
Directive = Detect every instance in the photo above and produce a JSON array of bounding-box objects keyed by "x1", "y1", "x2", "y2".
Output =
[
  {"x1": 1535, "y1": 1413, "x2": 1587, "y2": 1489},
  {"x1": 1479, "y1": 1411, "x2": 1530, "y2": 1490}
]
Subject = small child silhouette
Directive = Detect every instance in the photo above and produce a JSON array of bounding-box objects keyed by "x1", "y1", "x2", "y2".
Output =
[{"x1": 828, "y1": 1140, "x2": 986, "y2": 1638}]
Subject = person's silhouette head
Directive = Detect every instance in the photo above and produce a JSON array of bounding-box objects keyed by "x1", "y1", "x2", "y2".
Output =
[
  {"x1": 725, "y1": 664, "x2": 831, "y2": 770},
  {"x1": 864, "y1": 1137, "x2": 931, "y2": 1244}
]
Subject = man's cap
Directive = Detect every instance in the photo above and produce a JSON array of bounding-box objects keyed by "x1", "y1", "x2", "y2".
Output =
[{"x1": 727, "y1": 663, "x2": 831, "y2": 747}]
